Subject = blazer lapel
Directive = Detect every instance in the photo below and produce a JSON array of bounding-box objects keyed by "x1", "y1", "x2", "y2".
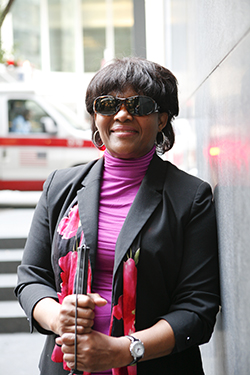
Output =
[
  {"x1": 113, "y1": 154, "x2": 167, "y2": 276},
  {"x1": 77, "y1": 157, "x2": 104, "y2": 271}
]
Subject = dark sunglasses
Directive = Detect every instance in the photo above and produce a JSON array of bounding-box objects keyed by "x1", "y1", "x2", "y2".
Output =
[{"x1": 93, "y1": 95, "x2": 159, "y2": 116}]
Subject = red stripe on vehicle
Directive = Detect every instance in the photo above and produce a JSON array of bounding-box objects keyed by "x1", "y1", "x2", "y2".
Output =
[
  {"x1": 0, "y1": 137, "x2": 95, "y2": 148},
  {"x1": 0, "y1": 180, "x2": 45, "y2": 191}
]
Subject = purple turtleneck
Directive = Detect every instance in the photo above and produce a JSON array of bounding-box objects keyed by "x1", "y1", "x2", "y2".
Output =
[{"x1": 91, "y1": 147, "x2": 155, "y2": 374}]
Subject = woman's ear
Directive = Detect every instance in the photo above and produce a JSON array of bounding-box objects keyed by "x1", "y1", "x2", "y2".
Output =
[{"x1": 158, "y1": 112, "x2": 168, "y2": 131}]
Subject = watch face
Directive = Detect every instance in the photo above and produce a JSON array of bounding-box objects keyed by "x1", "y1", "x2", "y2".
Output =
[{"x1": 132, "y1": 341, "x2": 145, "y2": 358}]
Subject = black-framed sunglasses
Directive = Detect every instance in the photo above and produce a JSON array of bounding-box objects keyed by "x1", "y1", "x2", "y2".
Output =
[{"x1": 93, "y1": 95, "x2": 159, "y2": 116}]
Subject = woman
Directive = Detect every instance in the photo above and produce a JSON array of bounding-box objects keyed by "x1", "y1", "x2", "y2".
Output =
[{"x1": 15, "y1": 57, "x2": 220, "y2": 375}]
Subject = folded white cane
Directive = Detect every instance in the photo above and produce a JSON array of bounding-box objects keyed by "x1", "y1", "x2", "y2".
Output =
[{"x1": 69, "y1": 244, "x2": 90, "y2": 375}]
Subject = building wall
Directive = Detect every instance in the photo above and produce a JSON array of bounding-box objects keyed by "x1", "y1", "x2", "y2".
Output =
[{"x1": 165, "y1": 1, "x2": 250, "y2": 374}]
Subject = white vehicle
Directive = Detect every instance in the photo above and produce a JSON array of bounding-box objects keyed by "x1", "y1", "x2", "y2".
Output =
[{"x1": 0, "y1": 84, "x2": 99, "y2": 190}]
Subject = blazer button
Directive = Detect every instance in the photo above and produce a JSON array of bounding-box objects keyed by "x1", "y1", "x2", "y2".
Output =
[{"x1": 186, "y1": 336, "x2": 192, "y2": 344}]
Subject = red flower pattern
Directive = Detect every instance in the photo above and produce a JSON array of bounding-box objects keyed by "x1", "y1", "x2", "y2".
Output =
[
  {"x1": 57, "y1": 204, "x2": 80, "y2": 239},
  {"x1": 111, "y1": 249, "x2": 140, "y2": 375},
  {"x1": 52, "y1": 204, "x2": 92, "y2": 373},
  {"x1": 51, "y1": 250, "x2": 79, "y2": 370}
]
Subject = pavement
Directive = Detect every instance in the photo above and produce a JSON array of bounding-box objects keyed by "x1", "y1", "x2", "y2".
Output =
[
  {"x1": 0, "y1": 190, "x2": 45, "y2": 374},
  {"x1": 0, "y1": 332, "x2": 46, "y2": 374}
]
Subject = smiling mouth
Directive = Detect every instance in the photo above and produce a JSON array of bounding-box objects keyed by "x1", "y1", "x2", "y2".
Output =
[
  {"x1": 111, "y1": 126, "x2": 138, "y2": 135},
  {"x1": 110, "y1": 129, "x2": 138, "y2": 139},
  {"x1": 112, "y1": 129, "x2": 137, "y2": 133}
]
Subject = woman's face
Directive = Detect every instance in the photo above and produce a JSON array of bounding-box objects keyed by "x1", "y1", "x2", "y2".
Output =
[{"x1": 94, "y1": 87, "x2": 168, "y2": 159}]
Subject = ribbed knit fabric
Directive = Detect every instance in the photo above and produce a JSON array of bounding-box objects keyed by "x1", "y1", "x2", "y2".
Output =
[{"x1": 91, "y1": 147, "x2": 155, "y2": 375}]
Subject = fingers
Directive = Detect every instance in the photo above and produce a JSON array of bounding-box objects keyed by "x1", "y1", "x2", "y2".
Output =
[
  {"x1": 58, "y1": 314, "x2": 94, "y2": 336},
  {"x1": 62, "y1": 293, "x2": 107, "y2": 311},
  {"x1": 56, "y1": 336, "x2": 62, "y2": 346},
  {"x1": 58, "y1": 294, "x2": 107, "y2": 336},
  {"x1": 66, "y1": 361, "x2": 75, "y2": 370},
  {"x1": 57, "y1": 333, "x2": 75, "y2": 361},
  {"x1": 88, "y1": 293, "x2": 107, "y2": 307},
  {"x1": 62, "y1": 294, "x2": 94, "y2": 309},
  {"x1": 58, "y1": 333, "x2": 79, "y2": 369},
  {"x1": 58, "y1": 330, "x2": 119, "y2": 372},
  {"x1": 59, "y1": 332, "x2": 75, "y2": 348},
  {"x1": 58, "y1": 296, "x2": 93, "y2": 336}
]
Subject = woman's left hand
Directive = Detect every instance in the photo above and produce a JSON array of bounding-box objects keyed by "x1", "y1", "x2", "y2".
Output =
[
  {"x1": 56, "y1": 293, "x2": 130, "y2": 371},
  {"x1": 56, "y1": 330, "x2": 130, "y2": 372},
  {"x1": 56, "y1": 315, "x2": 176, "y2": 372}
]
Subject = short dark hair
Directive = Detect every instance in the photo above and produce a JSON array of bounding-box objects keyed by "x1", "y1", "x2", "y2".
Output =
[{"x1": 85, "y1": 57, "x2": 179, "y2": 153}]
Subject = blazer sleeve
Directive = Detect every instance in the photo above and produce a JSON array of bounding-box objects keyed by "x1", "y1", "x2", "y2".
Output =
[
  {"x1": 14, "y1": 171, "x2": 59, "y2": 334},
  {"x1": 161, "y1": 181, "x2": 220, "y2": 353}
]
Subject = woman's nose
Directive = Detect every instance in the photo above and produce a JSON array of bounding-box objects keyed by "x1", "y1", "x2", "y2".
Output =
[{"x1": 113, "y1": 103, "x2": 133, "y2": 121}]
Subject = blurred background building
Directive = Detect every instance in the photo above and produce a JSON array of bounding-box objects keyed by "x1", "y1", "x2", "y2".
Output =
[
  {"x1": 0, "y1": 0, "x2": 147, "y2": 124},
  {"x1": 1, "y1": 1, "x2": 250, "y2": 374}
]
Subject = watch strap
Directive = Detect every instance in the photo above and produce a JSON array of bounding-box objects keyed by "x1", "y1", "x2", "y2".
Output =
[{"x1": 125, "y1": 335, "x2": 144, "y2": 366}]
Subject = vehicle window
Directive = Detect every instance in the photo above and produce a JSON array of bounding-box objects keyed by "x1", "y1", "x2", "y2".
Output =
[{"x1": 8, "y1": 99, "x2": 56, "y2": 134}]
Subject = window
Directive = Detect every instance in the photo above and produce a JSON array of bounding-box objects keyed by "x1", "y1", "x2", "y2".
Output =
[
  {"x1": 11, "y1": 0, "x2": 41, "y2": 69},
  {"x1": 48, "y1": 0, "x2": 75, "y2": 72},
  {"x1": 8, "y1": 99, "x2": 56, "y2": 134},
  {"x1": 82, "y1": 0, "x2": 133, "y2": 72},
  {"x1": 10, "y1": 0, "x2": 134, "y2": 73}
]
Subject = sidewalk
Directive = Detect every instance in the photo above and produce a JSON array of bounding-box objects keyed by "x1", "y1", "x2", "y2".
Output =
[{"x1": 0, "y1": 332, "x2": 45, "y2": 374}]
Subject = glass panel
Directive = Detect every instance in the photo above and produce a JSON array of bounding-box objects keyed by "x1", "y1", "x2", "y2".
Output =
[
  {"x1": 83, "y1": 26, "x2": 106, "y2": 72},
  {"x1": 48, "y1": 0, "x2": 75, "y2": 72},
  {"x1": 82, "y1": 0, "x2": 106, "y2": 72},
  {"x1": 114, "y1": 26, "x2": 132, "y2": 58},
  {"x1": 11, "y1": 0, "x2": 41, "y2": 69},
  {"x1": 8, "y1": 99, "x2": 55, "y2": 133},
  {"x1": 113, "y1": 0, "x2": 133, "y2": 58},
  {"x1": 82, "y1": 0, "x2": 133, "y2": 72}
]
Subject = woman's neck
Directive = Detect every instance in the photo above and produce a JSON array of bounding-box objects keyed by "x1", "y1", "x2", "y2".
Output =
[{"x1": 103, "y1": 146, "x2": 156, "y2": 179}]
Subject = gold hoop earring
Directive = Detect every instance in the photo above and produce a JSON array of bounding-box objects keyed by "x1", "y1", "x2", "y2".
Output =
[{"x1": 92, "y1": 130, "x2": 105, "y2": 150}]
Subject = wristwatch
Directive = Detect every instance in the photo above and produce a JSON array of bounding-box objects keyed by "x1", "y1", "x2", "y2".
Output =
[{"x1": 125, "y1": 335, "x2": 145, "y2": 366}]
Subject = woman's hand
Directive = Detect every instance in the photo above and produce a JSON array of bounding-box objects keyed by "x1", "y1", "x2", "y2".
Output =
[
  {"x1": 57, "y1": 331, "x2": 131, "y2": 372},
  {"x1": 33, "y1": 293, "x2": 106, "y2": 336},
  {"x1": 56, "y1": 293, "x2": 126, "y2": 372},
  {"x1": 56, "y1": 318, "x2": 175, "y2": 372},
  {"x1": 57, "y1": 293, "x2": 107, "y2": 336}
]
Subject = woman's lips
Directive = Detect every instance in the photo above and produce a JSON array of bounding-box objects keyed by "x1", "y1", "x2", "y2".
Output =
[{"x1": 111, "y1": 125, "x2": 138, "y2": 135}]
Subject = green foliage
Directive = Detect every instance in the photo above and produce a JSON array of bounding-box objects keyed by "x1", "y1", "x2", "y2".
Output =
[
  {"x1": 0, "y1": 5, "x2": 6, "y2": 63},
  {"x1": 0, "y1": 0, "x2": 16, "y2": 63},
  {"x1": 0, "y1": 39, "x2": 5, "y2": 64}
]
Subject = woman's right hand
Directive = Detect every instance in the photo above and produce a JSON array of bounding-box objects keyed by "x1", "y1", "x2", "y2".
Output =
[
  {"x1": 33, "y1": 294, "x2": 107, "y2": 336},
  {"x1": 57, "y1": 293, "x2": 107, "y2": 337}
]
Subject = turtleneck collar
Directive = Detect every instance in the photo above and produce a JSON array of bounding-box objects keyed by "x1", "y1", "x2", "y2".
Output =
[{"x1": 103, "y1": 146, "x2": 156, "y2": 179}]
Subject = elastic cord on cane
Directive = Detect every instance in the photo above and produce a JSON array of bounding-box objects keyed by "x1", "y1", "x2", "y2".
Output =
[
  {"x1": 69, "y1": 274, "x2": 79, "y2": 375},
  {"x1": 74, "y1": 289, "x2": 79, "y2": 372},
  {"x1": 69, "y1": 244, "x2": 89, "y2": 375}
]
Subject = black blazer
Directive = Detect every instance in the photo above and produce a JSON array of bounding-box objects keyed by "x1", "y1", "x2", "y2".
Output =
[{"x1": 16, "y1": 154, "x2": 220, "y2": 375}]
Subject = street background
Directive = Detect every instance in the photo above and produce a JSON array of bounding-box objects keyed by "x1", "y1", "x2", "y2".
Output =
[{"x1": 1, "y1": 1, "x2": 250, "y2": 374}]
